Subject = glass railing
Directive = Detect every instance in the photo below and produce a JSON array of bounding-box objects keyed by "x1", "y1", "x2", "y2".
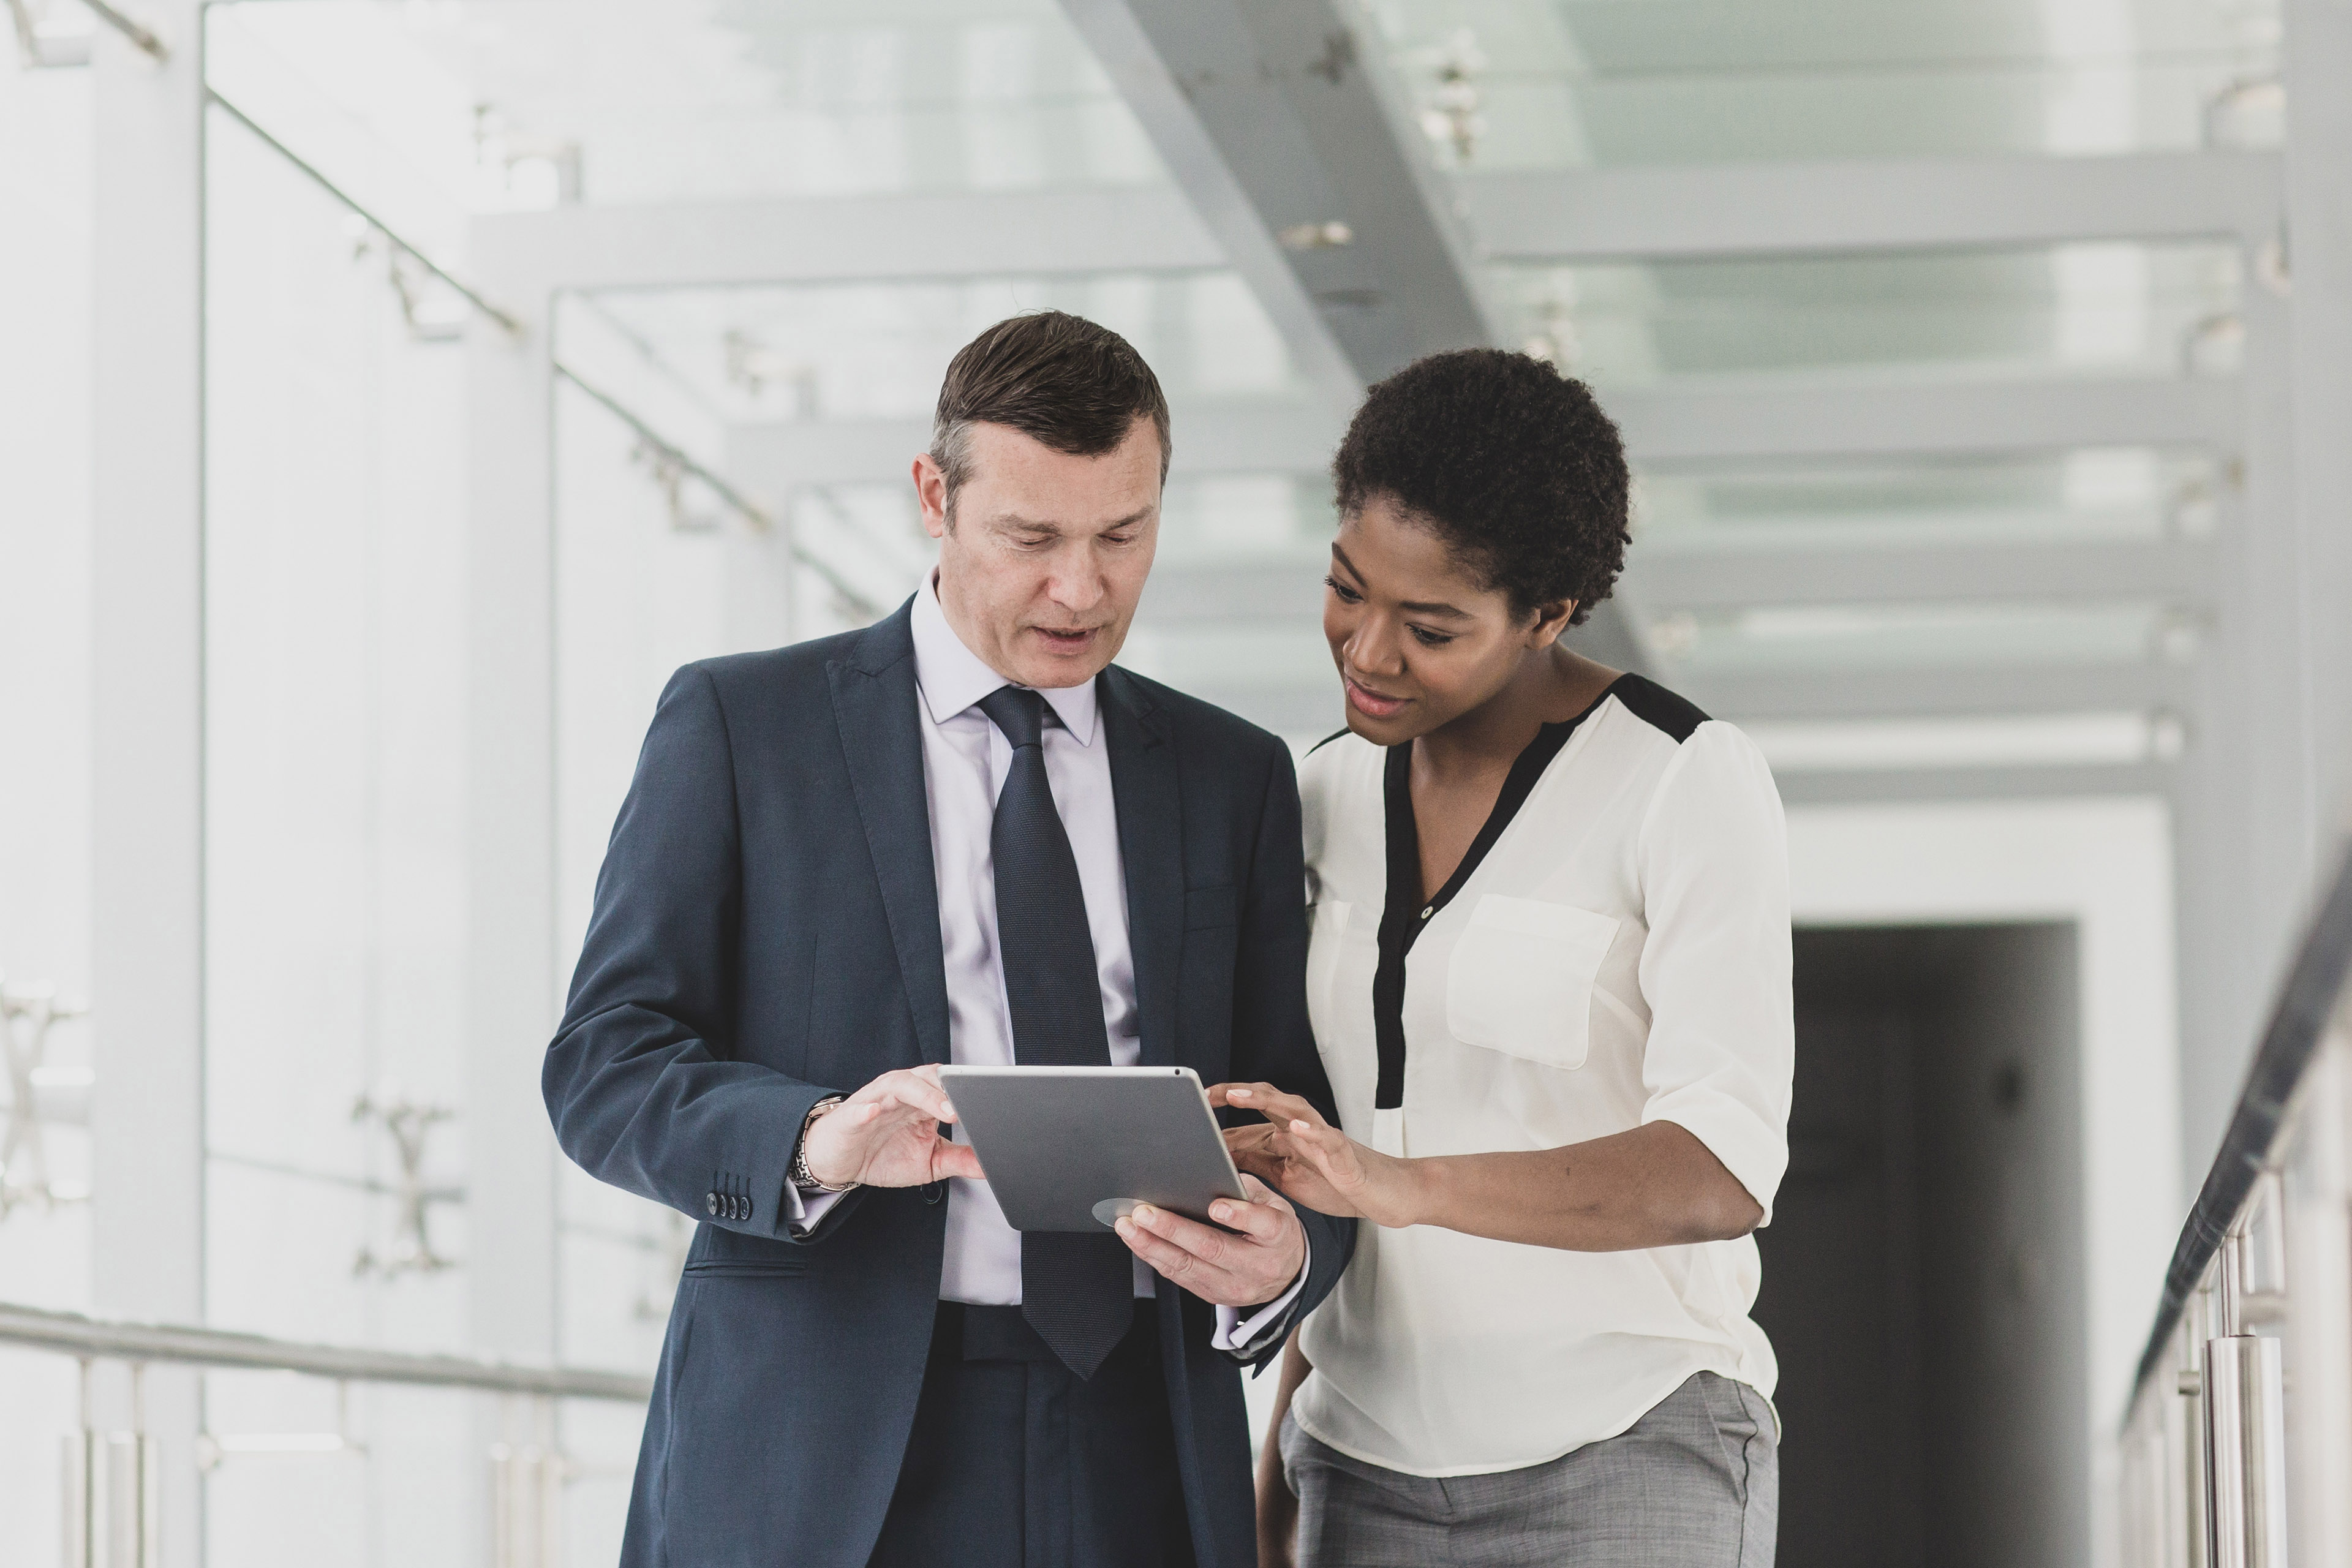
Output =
[
  {"x1": 2117, "y1": 828, "x2": 2352, "y2": 1567},
  {"x1": 0, "y1": 1301, "x2": 649, "y2": 1568}
]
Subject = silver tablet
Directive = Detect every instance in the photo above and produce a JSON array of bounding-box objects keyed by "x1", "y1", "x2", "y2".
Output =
[{"x1": 940, "y1": 1065, "x2": 1248, "y2": 1233}]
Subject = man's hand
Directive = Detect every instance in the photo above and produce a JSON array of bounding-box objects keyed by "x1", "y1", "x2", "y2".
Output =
[
  {"x1": 799, "y1": 1065, "x2": 985, "y2": 1189},
  {"x1": 1112, "y1": 1174, "x2": 1305, "y2": 1307}
]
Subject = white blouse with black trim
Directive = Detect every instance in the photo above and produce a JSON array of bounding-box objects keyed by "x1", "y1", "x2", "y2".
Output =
[{"x1": 1289, "y1": 674, "x2": 1794, "y2": 1479}]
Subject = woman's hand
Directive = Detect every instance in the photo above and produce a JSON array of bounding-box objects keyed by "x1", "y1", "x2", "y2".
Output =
[{"x1": 1210, "y1": 1083, "x2": 1423, "y2": 1229}]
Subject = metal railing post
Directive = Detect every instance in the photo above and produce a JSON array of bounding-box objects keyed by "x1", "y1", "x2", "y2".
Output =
[{"x1": 2203, "y1": 1228, "x2": 2291, "y2": 1568}]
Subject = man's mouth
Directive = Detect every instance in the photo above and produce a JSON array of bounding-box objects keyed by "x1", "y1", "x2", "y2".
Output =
[
  {"x1": 1344, "y1": 677, "x2": 1409, "y2": 719},
  {"x1": 1031, "y1": 625, "x2": 1100, "y2": 654}
]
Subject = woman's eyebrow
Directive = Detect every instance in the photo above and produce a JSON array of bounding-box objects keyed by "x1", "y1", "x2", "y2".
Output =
[{"x1": 1332, "y1": 542, "x2": 1472, "y2": 618}]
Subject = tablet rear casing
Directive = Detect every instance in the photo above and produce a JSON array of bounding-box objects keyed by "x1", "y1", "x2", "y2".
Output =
[{"x1": 940, "y1": 1065, "x2": 1248, "y2": 1232}]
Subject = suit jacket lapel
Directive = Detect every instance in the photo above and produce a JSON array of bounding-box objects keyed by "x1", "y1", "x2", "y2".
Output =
[
  {"x1": 1102, "y1": 667, "x2": 1183, "y2": 1069},
  {"x1": 827, "y1": 601, "x2": 951, "y2": 1067}
]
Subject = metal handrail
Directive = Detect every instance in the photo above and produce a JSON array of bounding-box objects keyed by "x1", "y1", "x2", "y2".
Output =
[
  {"x1": 2125, "y1": 833, "x2": 2352, "y2": 1411},
  {"x1": 0, "y1": 1301, "x2": 652, "y2": 1403}
]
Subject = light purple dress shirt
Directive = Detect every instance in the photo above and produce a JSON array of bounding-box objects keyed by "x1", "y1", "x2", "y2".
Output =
[{"x1": 788, "y1": 575, "x2": 1301, "y2": 1350}]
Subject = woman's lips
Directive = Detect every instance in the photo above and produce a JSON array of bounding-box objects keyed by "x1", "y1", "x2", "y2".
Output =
[{"x1": 1345, "y1": 678, "x2": 1408, "y2": 719}]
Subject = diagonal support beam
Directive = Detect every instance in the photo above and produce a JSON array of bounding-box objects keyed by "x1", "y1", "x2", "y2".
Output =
[
  {"x1": 1066, "y1": 0, "x2": 1651, "y2": 671},
  {"x1": 1063, "y1": 0, "x2": 1491, "y2": 395}
]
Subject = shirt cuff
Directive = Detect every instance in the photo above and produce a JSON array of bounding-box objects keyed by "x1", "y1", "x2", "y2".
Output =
[
  {"x1": 782, "y1": 1181, "x2": 850, "y2": 1237},
  {"x1": 1210, "y1": 1238, "x2": 1311, "y2": 1354}
]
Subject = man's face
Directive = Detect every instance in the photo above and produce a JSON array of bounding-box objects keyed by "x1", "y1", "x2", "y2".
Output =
[{"x1": 914, "y1": 417, "x2": 1163, "y2": 690}]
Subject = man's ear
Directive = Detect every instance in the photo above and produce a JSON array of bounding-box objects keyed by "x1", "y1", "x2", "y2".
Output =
[
  {"x1": 1528, "y1": 599, "x2": 1578, "y2": 649},
  {"x1": 913, "y1": 451, "x2": 952, "y2": 541}
]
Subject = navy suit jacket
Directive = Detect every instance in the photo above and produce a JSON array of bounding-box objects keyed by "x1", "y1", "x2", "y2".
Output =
[{"x1": 544, "y1": 601, "x2": 1355, "y2": 1568}]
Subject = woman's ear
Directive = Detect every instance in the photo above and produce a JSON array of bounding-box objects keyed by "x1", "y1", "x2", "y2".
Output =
[{"x1": 1527, "y1": 599, "x2": 1578, "y2": 648}]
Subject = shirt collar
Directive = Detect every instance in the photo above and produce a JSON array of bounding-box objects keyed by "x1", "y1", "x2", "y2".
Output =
[{"x1": 910, "y1": 570, "x2": 1098, "y2": 747}]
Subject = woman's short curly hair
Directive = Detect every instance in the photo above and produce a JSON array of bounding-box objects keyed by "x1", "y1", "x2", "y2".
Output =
[{"x1": 1330, "y1": 349, "x2": 1629, "y2": 625}]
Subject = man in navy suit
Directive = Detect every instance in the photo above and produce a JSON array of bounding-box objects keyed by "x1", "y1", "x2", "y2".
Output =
[{"x1": 545, "y1": 311, "x2": 1354, "y2": 1568}]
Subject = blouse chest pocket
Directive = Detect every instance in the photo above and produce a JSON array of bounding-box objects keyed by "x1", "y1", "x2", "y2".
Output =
[{"x1": 1444, "y1": 894, "x2": 1621, "y2": 1071}]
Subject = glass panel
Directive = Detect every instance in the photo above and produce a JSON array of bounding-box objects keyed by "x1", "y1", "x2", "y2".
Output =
[
  {"x1": 1640, "y1": 600, "x2": 2183, "y2": 674},
  {"x1": 1633, "y1": 447, "x2": 2224, "y2": 551},
  {"x1": 584, "y1": 269, "x2": 1309, "y2": 421},
  {"x1": 205, "y1": 104, "x2": 473, "y2": 1353},
  {"x1": 1744, "y1": 710, "x2": 2175, "y2": 772},
  {"x1": 1495, "y1": 242, "x2": 2244, "y2": 386},
  {"x1": 205, "y1": 0, "x2": 1168, "y2": 216},
  {"x1": 1369, "y1": 0, "x2": 2284, "y2": 169}
]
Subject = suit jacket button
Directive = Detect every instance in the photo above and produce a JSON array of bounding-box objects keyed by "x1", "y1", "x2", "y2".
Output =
[
  {"x1": 922, "y1": 1182, "x2": 944, "y2": 1205},
  {"x1": 706, "y1": 1192, "x2": 720, "y2": 1216},
  {"x1": 741, "y1": 1196, "x2": 755, "y2": 1221}
]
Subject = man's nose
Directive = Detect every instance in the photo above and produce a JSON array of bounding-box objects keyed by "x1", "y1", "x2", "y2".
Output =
[{"x1": 1044, "y1": 549, "x2": 1107, "y2": 614}]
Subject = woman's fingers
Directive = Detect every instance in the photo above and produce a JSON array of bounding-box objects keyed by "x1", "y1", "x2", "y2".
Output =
[{"x1": 1218, "y1": 1083, "x2": 1331, "y2": 1133}]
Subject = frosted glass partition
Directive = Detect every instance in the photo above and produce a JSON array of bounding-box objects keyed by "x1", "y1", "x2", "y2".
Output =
[
  {"x1": 1492, "y1": 241, "x2": 2245, "y2": 387},
  {"x1": 588, "y1": 268, "x2": 1308, "y2": 423},
  {"x1": 1632, "y1": 447, "x2": 2227, "y2": 551},
  {"x1": 204, "y1": 0, "x2": 1167, "y2": 211},
  {"x1": 1645, "y1": 600, "x2": 2178, "y2": 676},
  {"x1": 1370, "y1": 0, "x2": 2283, "y2": 169},
  {"x1": 202, "y1": 100, "x2": 498, "y2": 1566}
]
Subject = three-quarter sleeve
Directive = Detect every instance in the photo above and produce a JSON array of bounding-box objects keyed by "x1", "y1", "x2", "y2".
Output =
[{"x1": 1630, "y1": 722, "x2": 1795, "y2": 1223}]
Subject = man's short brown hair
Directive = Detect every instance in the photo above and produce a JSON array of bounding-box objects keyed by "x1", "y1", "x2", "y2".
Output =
[{"x1": 930, "y1": 311, "x2": 1172, "y2": 515}]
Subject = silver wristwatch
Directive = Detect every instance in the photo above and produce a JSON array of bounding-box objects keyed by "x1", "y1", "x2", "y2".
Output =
[{"x1": 790, "y1": 1095, "x2": 858, "y2": 1193}]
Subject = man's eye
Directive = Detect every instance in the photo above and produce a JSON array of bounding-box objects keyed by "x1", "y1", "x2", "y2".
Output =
[{"x1": 1324, "y1": 576, "x2": 1363, "y2": 604}]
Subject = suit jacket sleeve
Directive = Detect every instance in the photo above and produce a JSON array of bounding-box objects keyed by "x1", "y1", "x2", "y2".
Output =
[
  {"x1": 543, "y1": 664, "x2": 847, "y2": 1243},
  {"x1": 1221, "y1": 737, "x2": 1357, "y2": 1367}
]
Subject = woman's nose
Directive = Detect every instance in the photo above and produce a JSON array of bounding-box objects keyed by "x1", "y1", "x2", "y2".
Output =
[{"x1": 1346, "y1": 620, "x2": 1406, "y2": 677}]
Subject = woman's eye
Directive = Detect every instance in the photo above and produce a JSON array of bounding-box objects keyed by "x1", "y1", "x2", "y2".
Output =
[
  {"x1": 1409, "y1": 626, "x2": 1453, "y2": 647},
  {"x1": 1324, "y1": 575, "x2": 1363, "y2": 604}
]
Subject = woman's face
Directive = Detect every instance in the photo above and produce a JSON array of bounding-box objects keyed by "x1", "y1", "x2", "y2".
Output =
[{"x1": 1323, "y1": 494, "x2": 1571, "y2": 745}]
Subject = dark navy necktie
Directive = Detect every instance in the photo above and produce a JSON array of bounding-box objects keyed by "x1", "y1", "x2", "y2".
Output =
[{"x1": 976, "y1": 685, "x2": 1135, "y2": 1379}]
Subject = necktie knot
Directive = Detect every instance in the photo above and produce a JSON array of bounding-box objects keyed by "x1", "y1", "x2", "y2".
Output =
[{"x1": 977, "y1": 685, "x2": 1049, "y2": 751}]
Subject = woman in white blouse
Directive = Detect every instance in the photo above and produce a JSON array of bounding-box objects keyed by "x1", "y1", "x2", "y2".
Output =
[{"x1": 1218, "y1": 350, "x2": 1793, "y2": 1567}]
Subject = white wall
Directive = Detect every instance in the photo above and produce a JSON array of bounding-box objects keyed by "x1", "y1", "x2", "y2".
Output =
[
  {"x1": 1785, "y1": 794, "x2": 2180, "y2": 1568},
  {"x1": 0, "y1": 60, "x2": 94, "y2": 1568}
]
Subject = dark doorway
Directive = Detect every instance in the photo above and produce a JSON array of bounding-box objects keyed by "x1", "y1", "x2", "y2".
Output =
[{"x1": 1753, "y1": 924, "x2": 2088, "y2": 1568}]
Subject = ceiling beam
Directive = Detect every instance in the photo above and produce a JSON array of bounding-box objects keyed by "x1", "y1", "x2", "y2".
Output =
[
  {"x1": 1463, "y1": 151, "x2": 2285, "y2": 263},
  {"x1": 728, "y1": 398, "x2": 1348, "y2": 493},
  {"x1": 1150, "y1": 537, "x2": 2219, "y2": 627},
  {"x1": 1612, "y1": 375, "x2": 2241, "y2": 463},
  {"x1": 471, "y1": 186, "x2": 1224, "y2": 293},
  {"x1": 1062, "y1": 0, "x2": 1490, "y2": 398},
  {"x1": 1625, "y1": 539, "x2": 2216, "y2": 609},
  {"x1": 726, "y1": 373, "x2": 2242, "y2": 494},
  {"x1": 1679, "y1": 663, "x2": 2199, "y2": 722},
  {"x1": 1158, "y1": 671, "x2": 2201, "y2": 757},
  {"x1": 1773, "y1": 762, "x2": 2174, "y2": 805}
]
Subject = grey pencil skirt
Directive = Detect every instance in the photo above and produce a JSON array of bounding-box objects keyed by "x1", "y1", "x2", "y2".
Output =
[{"x1": 1279, "y1": 1371, "x2": 1777, "y2": 1568}]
